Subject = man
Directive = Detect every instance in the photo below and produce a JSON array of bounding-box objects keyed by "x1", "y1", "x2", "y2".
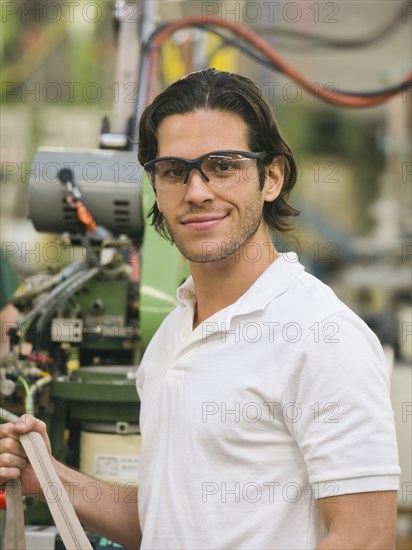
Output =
[{"x1": 0, "y1": 68, "x2": 400, "y2": 549}]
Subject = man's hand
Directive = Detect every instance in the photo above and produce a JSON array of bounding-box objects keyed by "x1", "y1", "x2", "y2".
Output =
[
  {"x1": 316, "y1": 491, "x2": 397, "y2": 549},
  {"x1": 1, "y1": 413, "x2": 141, "y2": 548},
  {"x1": 0, "y1": 414, "x2": 51, "y2": 497}
]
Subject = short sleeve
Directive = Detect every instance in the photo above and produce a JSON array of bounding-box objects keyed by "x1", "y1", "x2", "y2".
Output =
[{"x1": 281, "y1": 310, "x2": 400, "y2": 498}]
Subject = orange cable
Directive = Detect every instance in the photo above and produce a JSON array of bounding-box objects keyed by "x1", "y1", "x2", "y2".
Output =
[{"x1": 146, "y1": 15, "x2": 411, "y2": 108}]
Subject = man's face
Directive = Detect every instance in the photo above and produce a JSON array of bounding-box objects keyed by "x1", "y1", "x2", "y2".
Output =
[{"x1": 154, "y1": 110, "x2": 283, "y2": 263}]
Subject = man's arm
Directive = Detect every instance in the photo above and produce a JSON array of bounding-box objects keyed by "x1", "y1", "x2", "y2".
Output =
[
  {"x1": 316, "y1": 491, "x2": 397, "y2": 550},
  {"x1": 0, "y1": 415, "x2": 141, "y2": 550},
  {"x1": 52, "y1": 459, "x2": 141, "y2": 549}
]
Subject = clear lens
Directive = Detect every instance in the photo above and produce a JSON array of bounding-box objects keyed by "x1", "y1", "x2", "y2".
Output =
[
  {"x1": 202, "y1": 154, "x2": 243, "y2": 180},
  {"x1": 154, "y1": 159, "x2": 187, "y2": 183}
]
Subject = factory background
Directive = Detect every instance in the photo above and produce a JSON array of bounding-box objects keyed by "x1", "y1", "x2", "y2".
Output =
[{"x1": 1, "y1": 1, "x2": 411, "y2": 548}]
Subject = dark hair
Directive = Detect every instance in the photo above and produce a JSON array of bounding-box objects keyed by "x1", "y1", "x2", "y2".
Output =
[{"x1": 138, "y1": 67, "x2": 299, "y2": 240}]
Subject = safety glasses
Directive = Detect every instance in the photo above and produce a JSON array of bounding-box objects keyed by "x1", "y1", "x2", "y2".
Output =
[{"x1": 144, "y1": 150, "x2": 267, "y2": 192}]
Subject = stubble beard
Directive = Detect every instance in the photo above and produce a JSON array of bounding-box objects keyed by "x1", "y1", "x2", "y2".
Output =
[{"x1": 163, "y1": 197, "x2": 265, "y2": 263}]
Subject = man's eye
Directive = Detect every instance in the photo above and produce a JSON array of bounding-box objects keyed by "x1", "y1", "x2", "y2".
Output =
[
  {"x1": 165, "y1": 168, "x2": 184, "y2": 177},
  {"x1": 205, "y1": 159, "x2": 237, "y2": 173},
  {"x1": 159, "y1": 163, "x2": 185, "y2": 179}
]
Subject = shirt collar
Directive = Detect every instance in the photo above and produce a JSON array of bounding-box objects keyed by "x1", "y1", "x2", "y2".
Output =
[{"x1": 176, "y1": 253, "x2": 305, "y2": 320}]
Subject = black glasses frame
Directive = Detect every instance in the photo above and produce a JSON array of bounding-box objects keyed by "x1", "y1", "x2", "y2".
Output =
[{"x1": 144, "y1": 150, "x2": 267, "y2": 186}]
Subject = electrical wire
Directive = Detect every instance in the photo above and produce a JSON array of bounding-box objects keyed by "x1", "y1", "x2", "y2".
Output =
[
  {"x1": 27, "y1": 374, "x2": 52, "y2": 417},
  {"x1": 189, "y1": 24, "x2": 410, "y2": 98},
  {"x1": 196, "y1": 24, "x2": 281, "y2": 70},
  {"x1": 59, "y1": 261, "x2": 90, "y2": 281},
  {"x1": 144, "y1": 15, "x2": 412, "y2": 108},
  {"x1": 146, "y1": 3, "x2": 409, "y2": 51},
  {"x1": 12, "y1": 261, "x2": 86, "y2": 309},
  {"x1": 34, "y1": 266, "x2": 100, "y2": 345},
  {"x1": 18, "y1": 264, "x2": 90, "y2": 330},
  {"x1": 17, "y1": 375, "x2": 31, "y2": 414},
  {"x1": 16, "y1": 265, "x2": 96, "y2": 351},
  {"x1": 253, "y1": 4, "x2": 409, "y2": 50},
  {"x1": 0, "y1": 408, "x2": 19, "y2": 424},
  {"x1": 16, "y1": 374, "x2": 53, "y2": 416}
]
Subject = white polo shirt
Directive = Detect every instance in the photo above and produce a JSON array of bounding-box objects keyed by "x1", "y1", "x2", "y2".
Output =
[{"x1": 136, "y1": 254, "x2": 400, "y2": 549}]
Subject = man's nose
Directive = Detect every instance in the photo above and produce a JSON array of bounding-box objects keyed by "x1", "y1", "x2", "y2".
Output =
[{"x1": 184, "y1": 169, "x2": 215, "y2": 203}]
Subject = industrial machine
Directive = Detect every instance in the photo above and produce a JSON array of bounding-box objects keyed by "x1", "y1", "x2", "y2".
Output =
[
  {"x1": 0, "y1": 3, "x2": 189, "y2": 546},
  {"x1": 1, "y1": 141, "x2": 188, "y2": 544}
]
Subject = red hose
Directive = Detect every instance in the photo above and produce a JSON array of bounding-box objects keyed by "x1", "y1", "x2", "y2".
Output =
[{"x1": 146, "y1": 15, "x2": 411, "y2": 108}]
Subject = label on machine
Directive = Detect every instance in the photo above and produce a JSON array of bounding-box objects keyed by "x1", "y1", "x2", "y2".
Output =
[
  {"x1": 80, "y1": 430, "x2": 141, "y2": 484},
  {"x1": 94, "y1": 453, "x2": 140, "y2": 481}
]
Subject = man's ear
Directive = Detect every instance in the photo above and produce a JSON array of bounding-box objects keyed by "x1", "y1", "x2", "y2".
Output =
[
  {"x1": 155, "y1": 195, "x2": 162, "y2": 213},
  {"x1": 262, "y1": 156, "x2": 285, "y2": 202}
]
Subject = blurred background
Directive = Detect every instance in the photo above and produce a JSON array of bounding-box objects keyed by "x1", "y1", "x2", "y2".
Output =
[{"x1": 1, "y1": 0, "x2": 411, "y2": 548}]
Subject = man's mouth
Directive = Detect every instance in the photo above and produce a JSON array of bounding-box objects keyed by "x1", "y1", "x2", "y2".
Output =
[{"x1": 180, "y1": 214, "x2": 228, "y2": 230}]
